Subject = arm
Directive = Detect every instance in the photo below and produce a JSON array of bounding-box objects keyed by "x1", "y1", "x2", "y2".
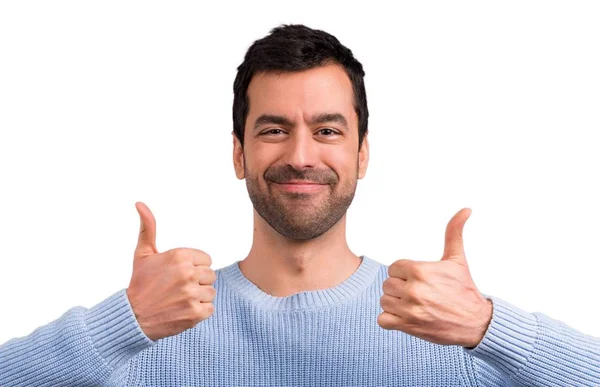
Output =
[
  {"x1": 0, "y1": 202, "x2": 217, "y2": 386},
  {"x1": 464, "y1": 295, "x2": 600, "y2": 386},
  {"x1": 377, "y1": 209, "x2": 599, "y2": 385},
  {"x1": 0, "y1": 289, "x2": 154, "y2": 386}
]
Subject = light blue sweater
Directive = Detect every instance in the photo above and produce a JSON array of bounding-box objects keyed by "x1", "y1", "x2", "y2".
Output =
[{"x1": 1, "y1": 256, "x2": 599, "y2": 386}]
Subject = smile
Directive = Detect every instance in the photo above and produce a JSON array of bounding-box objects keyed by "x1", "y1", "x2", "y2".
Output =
[{"x1": 272, "y1": 182, "x2": 328, "y2": 193}]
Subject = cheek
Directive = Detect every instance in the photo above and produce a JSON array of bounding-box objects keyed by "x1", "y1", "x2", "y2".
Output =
[
  {"x1": 327, "y1": 153, "x2": 358, "y2": 180},
  {"x1": 242, "y1": 150, "x2": 264, "y2": 176},
  {"x1": 245, "y1": 159, "x2": 272, "y2": 191}
]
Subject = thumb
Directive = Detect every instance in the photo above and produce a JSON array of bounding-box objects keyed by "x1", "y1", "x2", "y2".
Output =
[
  {"x1": 441, "y1": 207, "x2": 471, "y2": 262},
  {"x1": 134, "y1": 201, "x2": 159, "y2": 259}
]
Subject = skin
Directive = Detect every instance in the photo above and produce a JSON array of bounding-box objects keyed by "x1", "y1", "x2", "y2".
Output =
[
  {"x1": 127, "y1": 61, "x2": 491, "y2": 347},
  {"x1": 377, "y1": 208, "x2": 493, "y2": 348},
  {"x1": 230, "y1": 63, "x2": 492, "y2": 348},
  {"x1": 233, "y1": 63, "x2": 369, "y2": 297}
]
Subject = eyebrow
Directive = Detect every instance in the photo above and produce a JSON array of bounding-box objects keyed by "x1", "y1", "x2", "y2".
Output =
[{"x1": 253, "y1": 113, "x2": 349, "y2": 132}]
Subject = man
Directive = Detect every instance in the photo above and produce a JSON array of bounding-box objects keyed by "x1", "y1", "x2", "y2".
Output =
[{"x1": 1, "y1": 24, "x2": 599, "y2": 386}]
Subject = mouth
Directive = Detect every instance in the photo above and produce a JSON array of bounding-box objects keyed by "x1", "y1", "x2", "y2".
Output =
[{"x1": 271, "y1": 181, "x2": 328, "y2": 193}]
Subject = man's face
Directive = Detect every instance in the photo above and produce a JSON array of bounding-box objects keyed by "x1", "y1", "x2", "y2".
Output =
[{"x1": 233, "y1": 63, "x2": 369, "y2": 240}]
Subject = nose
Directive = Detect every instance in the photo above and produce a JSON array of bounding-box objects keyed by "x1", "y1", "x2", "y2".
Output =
[{"x1": 283, "y1": 128, "x2": 321, "y2": 170}]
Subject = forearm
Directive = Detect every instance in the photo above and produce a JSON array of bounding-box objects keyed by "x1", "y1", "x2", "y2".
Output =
[
  {"x1": 465, "y1": 295, "x2": 600, "y2": 386},
  {"x1": 0, "y1": 290, "x2": 154, "y2": 386}
]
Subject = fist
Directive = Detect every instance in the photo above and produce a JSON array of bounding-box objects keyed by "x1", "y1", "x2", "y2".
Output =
[
  {"x1": 126, "y1": 202, "x2": 217, "y2": 341},
  {"x1": 377, "y1": 208, "x2": 493, "y2": 348}
]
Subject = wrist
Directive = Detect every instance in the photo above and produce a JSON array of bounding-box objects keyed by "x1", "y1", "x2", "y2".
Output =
[{"x1": 466, "y1": 298, "x2": 493, "y2": 349}]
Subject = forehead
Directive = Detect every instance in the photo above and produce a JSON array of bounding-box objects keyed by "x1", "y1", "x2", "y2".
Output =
[{"x1": 246, "y1": 64, "x2": 357, "y2": 127}]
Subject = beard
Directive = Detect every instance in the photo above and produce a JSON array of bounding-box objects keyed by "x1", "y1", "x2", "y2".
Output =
[{"x1": 245, "y1": 162, "x2": 357, "y2": 240}]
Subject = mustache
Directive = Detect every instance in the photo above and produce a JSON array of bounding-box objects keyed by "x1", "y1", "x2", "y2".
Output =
[{"x1": 264, "y1": 165, "x2": 338, "y2": 185}]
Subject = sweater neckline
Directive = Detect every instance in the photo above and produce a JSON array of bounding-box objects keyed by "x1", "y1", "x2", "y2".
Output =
[{"x1": 219, "y1": 255, "x2": 381, "y2": 311}]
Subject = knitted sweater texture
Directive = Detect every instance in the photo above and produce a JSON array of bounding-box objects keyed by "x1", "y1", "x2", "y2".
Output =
[{"x1": 1, "y1": 256, "x2": 599, "y2": 386}]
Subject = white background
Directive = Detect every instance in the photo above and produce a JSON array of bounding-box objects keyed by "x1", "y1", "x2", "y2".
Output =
[{"x1": 0, "y1": 1, "x2": 598, "y2": 345}]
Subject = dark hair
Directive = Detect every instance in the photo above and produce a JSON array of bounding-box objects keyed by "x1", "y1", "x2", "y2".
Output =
[{"x1": 232, "y1": 24, "x2": 369, "y2": 149}]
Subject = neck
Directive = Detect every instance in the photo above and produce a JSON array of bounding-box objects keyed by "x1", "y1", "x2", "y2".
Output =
[{"x1": 238, "y1": 211, "x2": 362, "y2": 297}]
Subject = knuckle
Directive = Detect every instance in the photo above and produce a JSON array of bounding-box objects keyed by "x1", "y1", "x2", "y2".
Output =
[
  {"x1": 379, "y1": 294, "x2": 394, "y2": 310},
  {"x1": 377, "y1": 313, "x2": 395, "y2": 330},
  {"x1": 184, "y1": 267, "x2": 197, "y2": 282},
  {"x1": 406, "y1": 283, "x2": 421, "y2": 299},
  {"x1": 199, "y1": 267, "x2": 217, "y2": 284},
  {"x1": 206, "y1": 286, "x2": 217, "y2": 301},
  {"x1": 199, "y1": 265, "x2": 211, "y2": 276},
  {"x1": 205, "y1": 302, "x2": 215, "y2": 315},
  {"x1": 183, "y1": 286, "x2": 199, "y2": 301},
  {"x1": 411, "y1": 264, "x2": 426, "y2": 280},
  {"x1": 376, "y1": 314, "x2": 388, "y2": 329},
  {"x1": 171, "y1": 247, "x2": 185, "y2": 255},
  {"x1": 407, "y1": 283, "x2": 429, "y2": 306},
  {"x1": 193, "y1": 249, "x2": 212, "y2": 266},
  {"x1": 171, "y1": 248, "x2": 189, "y2": 264},
  {"x1": 382, "y1": 279, "x2": 392, "y2": 294},
  {"x1": 388, "y1": 259, "x2": 404, "y2": 277},
  {"x1": 197, "y1": 302, "x2": 214, "y2": 320},
  {"x1": 208, "y1": 269, "x2": 217, "y2": 283},
  {"x1": 176, "y1": 266, "x2": 195, "y2": 283},
  {"x1": 383, "y1": 277, "x2": 401, "y2": 295},
  {"x1": 197, "y1": 285, "x2": 216, "y2": 302},
  {"x1": 379, "y1": 297, "x2": 386, "y2": 310},
  {"x1": 389, "y1": 259, "x2": 407, "y2": 271},
  {"x1": 188, "y1": 303, "x2": 203, "y2": 321}
]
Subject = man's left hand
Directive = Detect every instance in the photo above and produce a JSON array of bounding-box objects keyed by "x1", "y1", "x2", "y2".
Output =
[{"x1": 377, "y1": 208, "x2": 493, "y2": 348}]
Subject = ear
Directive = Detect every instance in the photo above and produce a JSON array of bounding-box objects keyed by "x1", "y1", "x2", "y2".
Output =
[
  {"x1": 232, "y1": 132, "x2": 245, "y2": 179},
  {"x1": 358, "y1": 132, "x2": 369, "y2": 179}
]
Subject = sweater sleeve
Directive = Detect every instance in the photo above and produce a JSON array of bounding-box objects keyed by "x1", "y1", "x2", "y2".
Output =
[
  {"x1": 463, "y1": 295, "x2": 600, "y2": 386},
  {"x1": 0, "y1": 289, "x2": 154, "y2": 386}
]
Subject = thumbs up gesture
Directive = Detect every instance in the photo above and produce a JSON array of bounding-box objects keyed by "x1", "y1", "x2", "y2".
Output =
[
  {"x1": 377, "y1": 208, "x2": 493, "y2": 348},
  {"x1": 126, "y1": 202, "x2": 217, "y2": 341}
]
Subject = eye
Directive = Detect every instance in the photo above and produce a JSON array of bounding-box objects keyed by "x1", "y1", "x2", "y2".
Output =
[
  {"x1": 318, "y1": 128, "x2": 340, "y2": 136},
  {"x1": 260, "y1": 128, "x2": 286, "y2": 136}
]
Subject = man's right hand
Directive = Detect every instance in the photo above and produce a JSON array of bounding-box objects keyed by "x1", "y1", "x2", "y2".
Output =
[{"x1": 126, "y1": 202, "x2": 217, "y2": 341}]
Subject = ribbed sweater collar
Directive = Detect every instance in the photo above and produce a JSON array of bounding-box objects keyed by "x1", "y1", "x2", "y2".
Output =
[{"x1": 219, "y1": 255, "x2": 381, "y2": 311}]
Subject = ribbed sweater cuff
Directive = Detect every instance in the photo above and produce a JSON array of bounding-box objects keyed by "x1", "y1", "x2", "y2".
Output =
[
  {"x1": 84, "y1": 289, "x2": 154, "y2": 370},
  {"x1": 463, "y1": 295, "x2": 539, "y2": 377}
]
